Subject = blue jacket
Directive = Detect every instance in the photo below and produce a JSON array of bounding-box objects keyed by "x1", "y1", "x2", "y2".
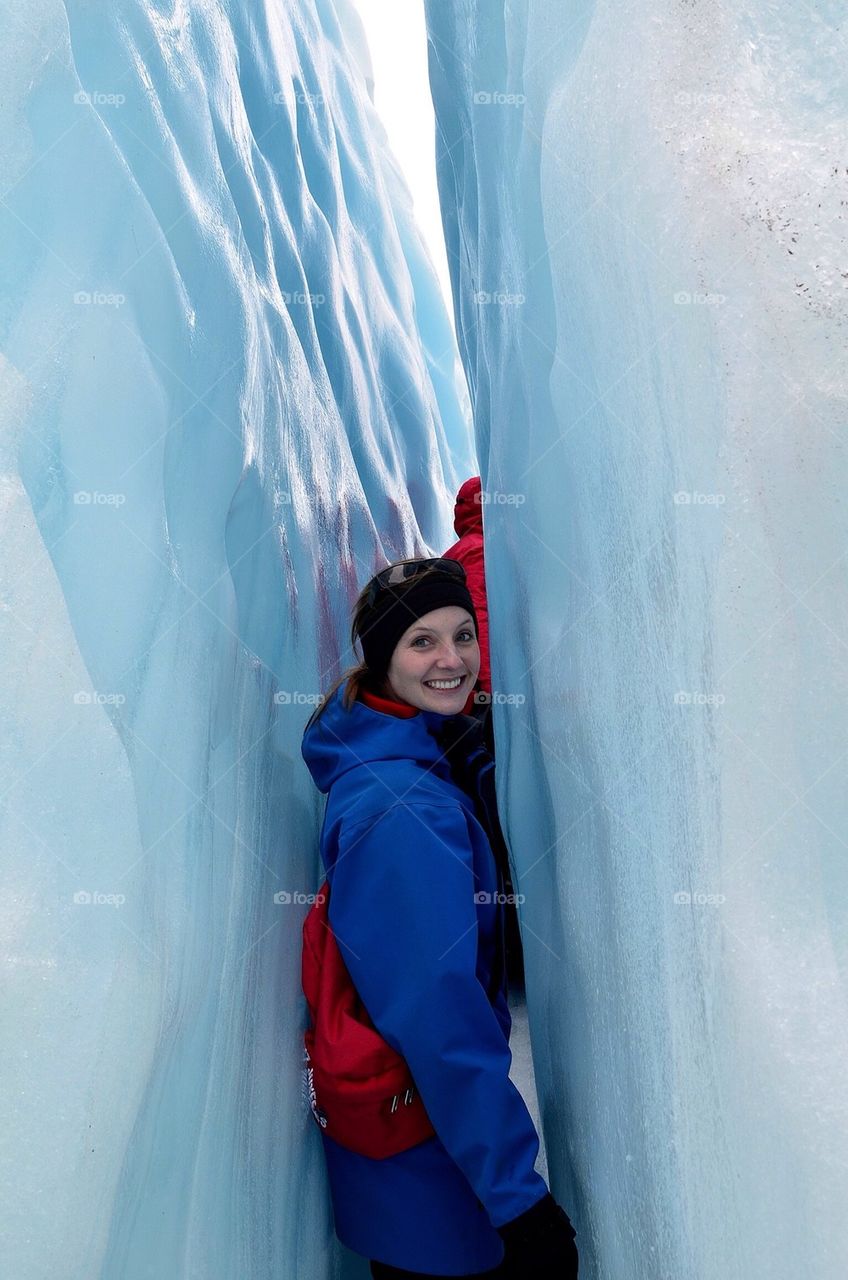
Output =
[{"x1": 301, "y1": 677, "x2": 548, "y2": 1273}]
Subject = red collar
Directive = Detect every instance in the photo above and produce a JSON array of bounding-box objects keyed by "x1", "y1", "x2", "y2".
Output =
[
  {"x1": 358, "y1": 685, "x2": 477, "y2": 718},
  {"x1": 359, "y1": 687, "x2": 419, "y2": 718}
]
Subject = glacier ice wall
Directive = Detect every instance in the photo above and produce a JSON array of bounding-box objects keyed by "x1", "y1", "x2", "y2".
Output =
[
  {"x1": 0, "y1": 1, "x2": 473, "y2": 1276},
  {"x1": 425, "y1": 2, "x2": 847, "y2": 1278}
]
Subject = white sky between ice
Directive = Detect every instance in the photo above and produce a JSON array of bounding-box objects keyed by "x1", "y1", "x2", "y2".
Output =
[{"x1": 354, "y1": 0, "x2": 455, "y2": 326}]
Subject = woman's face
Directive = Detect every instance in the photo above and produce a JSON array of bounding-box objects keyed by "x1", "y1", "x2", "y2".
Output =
[{"x1": 383, "y1": 606, "x2": 480, "y2": 713}]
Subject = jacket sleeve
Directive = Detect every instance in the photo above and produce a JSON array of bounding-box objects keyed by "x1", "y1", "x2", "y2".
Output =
[{"x1": 328, "y1": 801, "x2": 548, "y2": 1227}]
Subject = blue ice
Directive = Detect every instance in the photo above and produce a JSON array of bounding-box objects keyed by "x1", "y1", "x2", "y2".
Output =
[
  {"x1": 1, "y1": 1, "x2": 469, "y2": 1276},
  {"x1": 1, "y1": 0, "x2": 846, "y2": 1277},
  {"x1": 425, "y1": 2, "x2": 848, "y2": 1277}
]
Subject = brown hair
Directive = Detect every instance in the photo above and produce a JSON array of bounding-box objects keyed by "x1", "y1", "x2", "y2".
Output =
[{"x1": 303, "y1": 557, "x2": 447, "y2": 733}]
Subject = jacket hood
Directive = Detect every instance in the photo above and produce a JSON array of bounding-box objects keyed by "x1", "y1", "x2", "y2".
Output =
[
  {"x1": 453, "y1": 476, "x2": 482, "y2": 538},
  {"x1": 301, "y1": 678, "x2": 461, "y2": 795}
]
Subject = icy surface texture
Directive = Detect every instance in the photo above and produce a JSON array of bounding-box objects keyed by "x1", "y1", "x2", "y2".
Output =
[
  {"x1": 0, "y1": 1, "x2": 472, "y2": 1276},
  {"x1": 424, "y1": 2, "x2": 847, "y2": 1278}
]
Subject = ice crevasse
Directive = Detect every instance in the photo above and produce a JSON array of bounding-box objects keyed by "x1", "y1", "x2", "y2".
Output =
[
  {"x1": 1, "y1": 0, "x2": 470, "y2": 1276},
  {"x1": 0, "y1": 0, "x2": 846, "y2": 1278},
  {"x1": 424, "y1": 3, "x2": 847, "y2": 1279}
]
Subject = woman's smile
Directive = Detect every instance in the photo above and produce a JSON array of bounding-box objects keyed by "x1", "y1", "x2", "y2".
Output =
[{"x1": 423, "y1": 674, "x2": 465, "y2": 691}]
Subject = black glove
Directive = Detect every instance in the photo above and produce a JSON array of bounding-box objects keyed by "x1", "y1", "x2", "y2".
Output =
[{"x1": 497, "y1": 1192, "x2": 579, "y2": 1278}]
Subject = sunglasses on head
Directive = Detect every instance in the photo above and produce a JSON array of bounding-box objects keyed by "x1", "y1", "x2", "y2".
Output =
[{"x1": 364, "y1": 557, "x2": 466, "y2": 610}]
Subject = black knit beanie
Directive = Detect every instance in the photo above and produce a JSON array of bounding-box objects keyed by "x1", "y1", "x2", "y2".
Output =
[{"x1": 359, "y1": 569, "x2": 478, "y2": 681}]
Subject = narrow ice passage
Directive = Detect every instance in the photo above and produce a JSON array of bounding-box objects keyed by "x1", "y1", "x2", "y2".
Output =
[{"x1": 0, "y1": 1, "x2": 846, "y2": 1277}]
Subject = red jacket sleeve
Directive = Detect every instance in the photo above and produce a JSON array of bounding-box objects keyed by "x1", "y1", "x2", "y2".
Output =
[{"x1": 443, "y1": 534, "x2": 491, "y2": 693}]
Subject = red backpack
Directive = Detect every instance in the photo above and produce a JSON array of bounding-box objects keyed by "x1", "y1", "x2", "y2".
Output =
[{"x1": 301, "y1": 877, "x2": 437, "y2": 1159}]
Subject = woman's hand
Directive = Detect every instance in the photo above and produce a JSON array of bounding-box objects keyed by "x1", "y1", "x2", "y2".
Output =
[{"x1": 496, "y1": 1192, "x2": 579, "y2": 1278}]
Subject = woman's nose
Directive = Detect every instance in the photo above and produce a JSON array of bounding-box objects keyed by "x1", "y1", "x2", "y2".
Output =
[{"x1": 435, "y1": 644, "x2": 463, "y2": 665}]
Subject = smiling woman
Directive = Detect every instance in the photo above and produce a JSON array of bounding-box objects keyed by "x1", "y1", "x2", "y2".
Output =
[
  {"x1": 304, "y1": 557, "x2": 483, "y2": 724},
  {"x1": 300, "y1": 558, "x2": 579, "y2": 1276},
  {"x1": 383, "y1": 607, "x2": 479, "y2": 711}
]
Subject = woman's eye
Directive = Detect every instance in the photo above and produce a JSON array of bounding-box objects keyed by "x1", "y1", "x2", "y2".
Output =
[{"x1": 412, "y1": 631, "x2": 473, "y2": 647}]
